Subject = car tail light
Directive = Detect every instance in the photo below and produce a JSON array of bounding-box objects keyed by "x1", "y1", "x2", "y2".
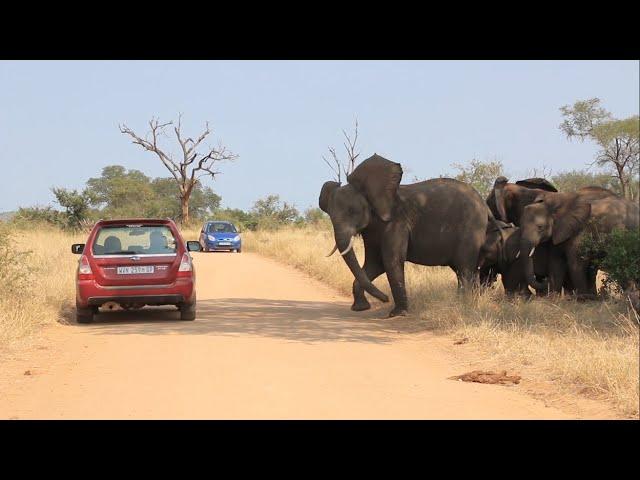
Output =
[
  {"x1": 78, "y1": 255, "x2": 93, "y2": 278},
  {"x1": 178, "y1": 253, "x2": 192, "y2": 273}
]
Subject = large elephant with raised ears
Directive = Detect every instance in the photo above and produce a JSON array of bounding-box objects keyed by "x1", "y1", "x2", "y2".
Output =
[{"x1": 319, "y1": 154, "x2": 494, "y2": 317}]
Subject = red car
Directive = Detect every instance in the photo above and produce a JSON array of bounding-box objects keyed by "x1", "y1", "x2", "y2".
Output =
[{"x1": 71, "y1": 218, "x2": 201, "y2": 324}]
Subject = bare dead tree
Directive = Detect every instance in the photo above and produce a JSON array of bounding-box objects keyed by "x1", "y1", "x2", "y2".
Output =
[
  {"x1": 119, "y1": 115, "x2": 238, "y2": 224},
  {"x1": 322, "y1": 119, "x2": 360, "y2": 183},
  {"x1": 527, "y1": 163, "x2": 554, "y2": 180}
]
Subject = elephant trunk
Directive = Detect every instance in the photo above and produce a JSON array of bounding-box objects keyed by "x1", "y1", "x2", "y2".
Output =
[
  {"x1": 520, "y1": 239, "x2": 548, "y2": 291},
  {"x1": 493, "y1": 177, "x2": 508, "y2": 222},
  {"x1": 335, "y1": 232, "x2": 389, "y2": 303}
]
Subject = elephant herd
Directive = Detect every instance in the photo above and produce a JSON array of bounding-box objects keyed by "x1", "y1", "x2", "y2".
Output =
[{"x1": 319, "y1": 154, "x2": 639, "y2": 317}]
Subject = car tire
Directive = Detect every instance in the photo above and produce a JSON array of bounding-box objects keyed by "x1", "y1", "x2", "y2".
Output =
[
  {"x1": 76, "y1": 307, "x2": 93, "y2": 324},
  {"x1": 179, "y1": 302, "x2": 196, "y2": 321},
  {"x1": 237, "y1": 248, "x2": 242, "y2": 253}
]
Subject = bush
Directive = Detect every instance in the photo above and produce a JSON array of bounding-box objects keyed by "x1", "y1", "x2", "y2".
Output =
[
  {"x1": 0, "y1": 225, "x2": 32, "y2": 295},
  {"x1": 11, "y1": 206, "x2": 64, "y2": 228},
  {"x1": 581, "y1": 228, "x2": 640, "y2": 294}
]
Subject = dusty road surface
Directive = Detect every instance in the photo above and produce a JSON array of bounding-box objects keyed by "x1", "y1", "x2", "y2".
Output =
[{"x1": 0, "y1": 252, "x2": 594, "y2": 419}]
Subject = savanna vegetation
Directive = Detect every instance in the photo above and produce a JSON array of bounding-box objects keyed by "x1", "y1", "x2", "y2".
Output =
[{"x1": 0, "y1": 99, "x2": 638, "y2": 417}]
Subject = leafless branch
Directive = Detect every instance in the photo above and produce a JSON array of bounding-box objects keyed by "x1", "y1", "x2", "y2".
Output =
[
  {"x1": 119, "y1": 115, "x2": 237, "y2": 224},
  {"x1": 342, "y1": 118, "x2": 360, "y2": 177},
  {"x1": 322, "y1": 118, "x2": 360, "y2": 183}
]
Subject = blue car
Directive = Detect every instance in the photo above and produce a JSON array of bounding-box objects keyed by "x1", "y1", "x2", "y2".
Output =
[{"x1": 199, "y1": 221, "x2": 242, "y2": 253}]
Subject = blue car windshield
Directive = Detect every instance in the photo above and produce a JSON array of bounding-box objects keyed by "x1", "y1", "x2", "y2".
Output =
[{"x1": 207, "y1": 222, "x2": 237, "y2": 234}]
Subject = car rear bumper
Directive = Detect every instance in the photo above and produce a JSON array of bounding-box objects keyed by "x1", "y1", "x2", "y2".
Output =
[
  {"x1": 87, "y1": 294, "x2": 186, "y2": 307},
  {"x1": 76, "y1": 278, "x2": 195, "y2": 308}
]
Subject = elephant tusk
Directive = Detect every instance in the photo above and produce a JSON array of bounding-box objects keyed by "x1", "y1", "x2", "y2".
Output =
[
  {"x1": 340, "y1": 237, "x2": 355, "y2": 256},
  {"x1": 515, "y1": 251, "x2": 520, "y2": 259},
  {"x1": 529, "y1": 247, "x2": 536, "y2": 257},
  {"x1": 326, "y1": 244, "x2": 338, "y2": 257}
]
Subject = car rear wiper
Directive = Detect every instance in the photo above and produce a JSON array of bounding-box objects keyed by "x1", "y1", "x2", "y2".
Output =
[{"x1": 105, "y1": 250, "x2": 141, "y2": 255}]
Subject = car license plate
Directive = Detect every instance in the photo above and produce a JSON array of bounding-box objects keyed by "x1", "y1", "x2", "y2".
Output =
[
  {"x1": 117, "y1": 266, "x2": 154, "y2": 275},
  {"x1": 218, "y1": 242, "x2": 231, "y2": 246}
]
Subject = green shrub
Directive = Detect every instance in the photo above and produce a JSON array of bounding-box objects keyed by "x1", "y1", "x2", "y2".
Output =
[{"x1": 581, "y1": 228, "x2": 640, "y2": 293}]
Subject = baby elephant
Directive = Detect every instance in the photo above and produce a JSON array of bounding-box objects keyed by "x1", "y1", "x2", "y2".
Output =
[{"x1": 478, "y1": 221, "x2": 567, "y2": 297}]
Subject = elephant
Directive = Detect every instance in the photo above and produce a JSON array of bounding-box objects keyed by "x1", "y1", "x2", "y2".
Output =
[
  {"x1": 485, "y1": 177, "x2": 619, "y2": 295},
  {"x1": 478, "y1": 220, "x2": 571, "y2": 297},
  {"x1": 483, "y1": 177, "x2": 565, "y2": 292},
  {"x1": 319, "y1": 154, "x2": 497, "y2": 317},
  {"x1": 486, "y1": 176, "x2": 558, "y2": 226},
  {"x1": 518, "y1": 191, "x2": 639, "y2": 297}
]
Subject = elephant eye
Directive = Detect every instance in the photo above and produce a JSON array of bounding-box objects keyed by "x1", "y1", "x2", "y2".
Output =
[{"x1": 348, "y1": 207, "x2": 357, "y2": 215}]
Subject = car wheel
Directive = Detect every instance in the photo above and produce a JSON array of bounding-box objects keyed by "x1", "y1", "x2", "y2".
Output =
[
  {"x1": 179, "y1": 302, "x2": 196, "y2": 321},
  {"x1": 76, "y1": 307, "x2": 94, "y2": 324},
  {"x1": 237, "y1": 248, "x2": 242, "y2": 253}
]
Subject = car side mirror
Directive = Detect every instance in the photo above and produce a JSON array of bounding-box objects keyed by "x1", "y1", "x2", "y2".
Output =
[
  {"x1": 71, "y1": 244, "x2": 85, "y2": 254},
  {"x1": 187, "y1": 241, "x2": 201, "y2": 252}
]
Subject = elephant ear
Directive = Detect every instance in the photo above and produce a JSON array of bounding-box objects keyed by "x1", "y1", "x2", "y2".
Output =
[
  {"x1": 515, "y1": 178, "x2": 558, "y2": 192},
  {"x1": 347, "y1": 154, "x2": 403, "y2": 221},
  {"x1": 319, "y1": 181, "x2": 340, "y2": 213},
  {"x1": 552, "y1": 198, "x2": 591, "y2": 245}
]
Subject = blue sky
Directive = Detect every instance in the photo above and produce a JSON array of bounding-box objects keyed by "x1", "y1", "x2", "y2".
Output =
[{"x1": 0, "y1": 60, "x2": 638, "y2": 213}]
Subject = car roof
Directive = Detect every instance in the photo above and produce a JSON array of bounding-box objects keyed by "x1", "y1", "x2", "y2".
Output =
[
  {"x1": 96, "y1": 218, "x2": 176, "y2": 226},
  {"x1": 206, "y1": 220, "x2": 234, "y2": 224}
]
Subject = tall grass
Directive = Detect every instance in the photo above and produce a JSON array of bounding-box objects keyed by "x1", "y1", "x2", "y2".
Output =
[
  {"x1": 0, "y1": 225, "x2": 85, "y2": 344},
  {"x1": 244, "y1": 226, "x2": 640, "y2": 417}
]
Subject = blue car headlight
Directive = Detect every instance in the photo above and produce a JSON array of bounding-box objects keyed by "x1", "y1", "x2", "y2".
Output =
[
  {"x1": 207, "y1": 235, "x2": 216, "y2": 241},
  {"x1": 233, "y1": 235, "x2": 240, "y2": 242}
]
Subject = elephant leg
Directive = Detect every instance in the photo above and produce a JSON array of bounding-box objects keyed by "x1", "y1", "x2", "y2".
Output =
[
  {"x1": 352, "y1": 260, "x2": 385, "y2": 311},
  {"x1": 586, "y1": 264, "x2": 598, "y2": 296},
  {"x1": 381, "y1": 228, "x2": 409, "y2": 317},
  {"x1": 563, "y1": 240, "x2": 595, "y2": 299},
  {"x1": 384, "y1": 260, "x2": 408, "y2": 317},
  {"x1": 566, "y1": 256, "x2": 593, "y2": 299},
  {"x1": 548, "y1": 250, "x2": 568, "y2": 295}
]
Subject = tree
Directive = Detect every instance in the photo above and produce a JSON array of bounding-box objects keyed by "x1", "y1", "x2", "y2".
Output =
[
  {"x1": 559, "y1": 98, "x2": 639, "y2": 200},
  {"x1": 551, "y1": 169, "x2": 620, "y2": 194},
  {"x1": 251, "y1": 195, "x2": 300, "y2": 229},
  {"x1": 119, "y1": 115, "x2": 237, "y2": 224},
  {"x1": 322, "y1": 119, "x2": 360, "y2": 183},
  {"x1": 215, "y1": 208, "x2": 257, "y2": 231},
  {"x1": 51, "y1": 187, "x2": 96, "y2": 230},
  {"x1": 304, "y1": 207, "x2": 328, "y2": 224},
  {"x1": 86, "y1": 165, "x2": 156, "y2": 218},
  {"x1": 150, "y1": 177, "x2": 221, "y2": 220},
  {"x1": 85, "y1": 165, "x2": 223, "y2": 221},
  {"x1": 450, "y1": 158, "x2": 505, "y2": 198}
]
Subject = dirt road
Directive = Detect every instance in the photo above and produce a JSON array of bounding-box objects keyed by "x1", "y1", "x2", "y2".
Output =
[{"x1": 0, "y1": 252, "x2": 581, "y2": 419}]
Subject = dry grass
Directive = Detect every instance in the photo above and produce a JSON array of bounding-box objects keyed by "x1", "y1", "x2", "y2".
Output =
[
  {"x1": 1, "y1": 224, "x2": 637, "y2": 417},
  {"x1": 244, "y1": 226, "x2": 640, "y2": 418},
  {"x1": 0, "y1": 226, "x2": 86, "y2": 344}
]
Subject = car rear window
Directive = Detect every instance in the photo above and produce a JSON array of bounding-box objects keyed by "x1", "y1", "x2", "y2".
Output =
[
  {"x1": 207, "y1": 222, "x2": 237, "y2": 233},
  {"x1": 92, "y1": 225, "x2": 177, "y2": 255}
]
